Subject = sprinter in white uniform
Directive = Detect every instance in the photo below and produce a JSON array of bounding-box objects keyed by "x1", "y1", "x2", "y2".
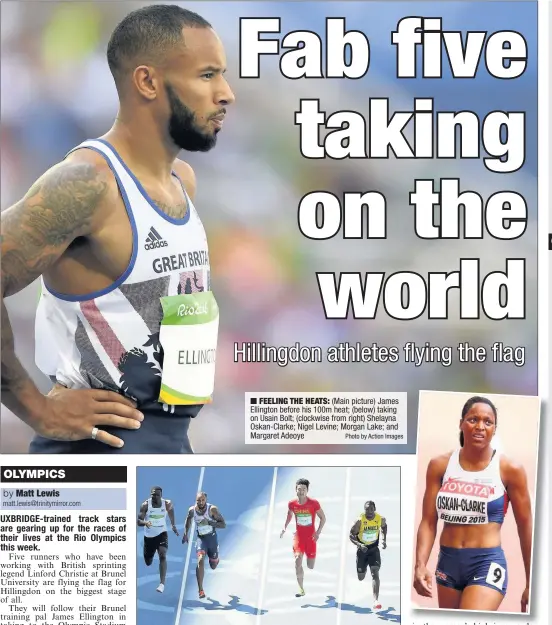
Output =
[
  {"x1": 138, "y1": 486, "x2": 178, "y2": 593},
  {"x1": 0, "y1": 4, "x2": 235, "y2": 454},
  {"x1": 183, "y1": 491, "x2": 226, "y2": 598},
  {"x1": 413, "y1": 396, "x2": 533, "y2": 612}
]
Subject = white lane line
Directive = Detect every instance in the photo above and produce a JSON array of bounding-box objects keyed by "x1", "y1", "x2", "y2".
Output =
[
  {"x1": 336, "y1": 467, "x2": 352, "y2": 625},
  {"x1": 256, "y1": 467, "x2": 278, "y2": 622},
  {"x1": 174, "y1": 466, "x2": 205, "y2": 625}
]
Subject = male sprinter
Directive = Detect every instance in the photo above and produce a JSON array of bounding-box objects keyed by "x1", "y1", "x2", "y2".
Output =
[
  {"x1": 137, "y1": 486, "x2": 179, "y2": 593},
  {"x1": 182, "y1": 491, "x2": 226, "y2": 598},
  {"x1": 349, "y1": 500, "x2": 387, "y2": 610},
  {"x1": 280, "y1": 478, "x2": 326, "y2": 597},
  {"x1": 1, "y1": 5, "x2": 235, "y2": 454}
]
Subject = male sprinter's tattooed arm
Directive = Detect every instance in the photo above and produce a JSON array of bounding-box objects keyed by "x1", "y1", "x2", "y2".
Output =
[
  {"x1": 208, "y1": 506, "x2": 226, "y2": 529},
  {"x1": 1, "y1": 161, "x2": 106, "y2": 416},
  {"x1": 1, "y1": 158, "x2": 142, "y2": 447}
]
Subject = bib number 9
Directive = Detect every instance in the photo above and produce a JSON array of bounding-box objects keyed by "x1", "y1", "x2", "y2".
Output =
[{"x1": 485, "y1": 561, "x2": 506, "y2": 590}]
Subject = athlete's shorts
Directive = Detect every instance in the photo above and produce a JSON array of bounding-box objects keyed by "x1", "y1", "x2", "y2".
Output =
[
  {"x1": 356, "y1": 545, "x2": 381, "y2": 574},
  {"x1": 196, "y1": 531, "x2": 219, "y2": 562},
  {"x1": 293, "y1": 532, "x2": 317, "y2": 559},
  {"x1": 143, "y1": 531, "x2": 168, "y2": 560},
  {"x1": 435, "y1": 546, "x2": 508, "y2": 596}
]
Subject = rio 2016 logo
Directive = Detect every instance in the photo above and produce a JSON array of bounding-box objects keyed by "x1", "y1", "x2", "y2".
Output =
[{"x1": 177, "y1": 302, "x2": 208, "y2": 317}]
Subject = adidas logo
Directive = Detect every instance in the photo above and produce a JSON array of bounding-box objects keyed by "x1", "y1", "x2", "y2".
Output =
[{"x1": 144, "y1": 226, "x2": 168, "y2": 250}]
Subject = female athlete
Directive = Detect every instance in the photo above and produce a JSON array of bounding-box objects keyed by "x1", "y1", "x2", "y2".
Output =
[{"x1": 413, "y1": 395, "x2": 532, "y2": 612}]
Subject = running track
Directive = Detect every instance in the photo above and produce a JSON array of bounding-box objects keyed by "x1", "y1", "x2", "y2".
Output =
[{"x1": 136, "y1": 467, "x2": 401, "y2": 625}]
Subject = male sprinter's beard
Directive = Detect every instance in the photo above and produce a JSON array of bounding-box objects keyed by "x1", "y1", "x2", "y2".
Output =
[{"x1": 166, "y1": 84, "x2": 217, "y2": 152}]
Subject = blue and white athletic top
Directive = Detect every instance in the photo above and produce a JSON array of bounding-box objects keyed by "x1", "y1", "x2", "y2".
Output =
[
  {"x1": 31, "y1": 139, "x2": 211, "y2": 454},
  {"x1": 436, "y1": 449, "x2": 509, "y2": 525}
]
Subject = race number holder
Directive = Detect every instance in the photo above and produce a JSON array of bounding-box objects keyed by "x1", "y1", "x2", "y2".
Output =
[{"x1": 158, "y1": 292, "x2": 219, "y2": 405}]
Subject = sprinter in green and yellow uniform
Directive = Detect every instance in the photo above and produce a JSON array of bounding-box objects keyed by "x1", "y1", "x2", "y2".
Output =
[{"x1": 349, "y1": 500, "x2": 387, "y2": 610}]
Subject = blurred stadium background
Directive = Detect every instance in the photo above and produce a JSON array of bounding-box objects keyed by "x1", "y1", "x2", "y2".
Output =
[{"x1": 0, "y1": 1, "x2": 537, "y2": 453}]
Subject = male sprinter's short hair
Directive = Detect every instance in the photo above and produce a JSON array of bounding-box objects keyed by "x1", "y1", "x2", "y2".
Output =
[{"x1": 107, "y1": 5, "x2": 211, "y2": 87}]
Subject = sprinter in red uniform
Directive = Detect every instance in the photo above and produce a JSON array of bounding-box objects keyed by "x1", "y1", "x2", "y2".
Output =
[{"x1": 280, "y1": 478, "x2": 326, "y2": 597}]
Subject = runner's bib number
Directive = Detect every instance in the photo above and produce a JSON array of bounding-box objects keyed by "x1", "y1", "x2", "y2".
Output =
[
  {"x1": 149, "y1": 514, "x2": 165, "y2": 528},
  {"x1": 197, "y1": 522, "x2": 214, "y2": 536},
  {"x1": 296, "y1": 513, "x2": 313, "y2": 526},
  {"x1": 158, "y1": 292, "x2": 219, "y2": 405},
  {"x1": 362, "y1": 529, "x2": 378, "y2": 544}
]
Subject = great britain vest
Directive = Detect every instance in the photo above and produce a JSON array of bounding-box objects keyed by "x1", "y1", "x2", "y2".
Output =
[{"x1": 31, "y1": 139, "x2": 212, "y2": 454}]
